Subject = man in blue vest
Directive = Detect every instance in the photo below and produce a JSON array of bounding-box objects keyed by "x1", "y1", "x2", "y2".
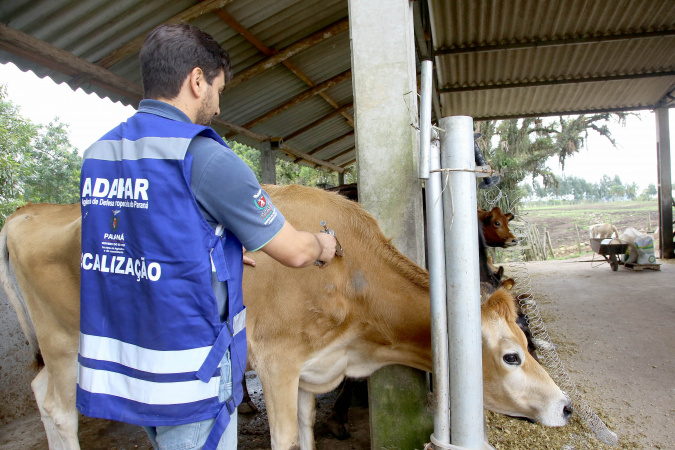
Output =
[{"x1": 78, "y1": 24, "x2": 338, "y2": 450}]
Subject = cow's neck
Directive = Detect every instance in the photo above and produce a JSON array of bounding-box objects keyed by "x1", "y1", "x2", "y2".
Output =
[{"x1": 350, "y1": 249, "x2": 433, "y2": 373}]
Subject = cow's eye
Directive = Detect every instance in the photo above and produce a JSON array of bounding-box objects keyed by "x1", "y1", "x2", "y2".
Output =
[
  {"x1": 494, "y1": 221, "x2": 501, "y2": 226},
  {"x1": 503, "y1": 353, "x2": 521, "y2": 365}
]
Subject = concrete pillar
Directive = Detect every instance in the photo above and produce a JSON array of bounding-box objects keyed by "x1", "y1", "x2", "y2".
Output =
[
  {"x1": 338, "y1": 171, "x2": 345, "y2": 186},
  {"x1": 260, "y1": 140, "x2": 276, "y2": 185},
  {"x1": 348, "y1": 0, "x2": 431, "y2": 447},
  {"x1": 655, "y1": 108, "x2": 673, "y2": 259}
]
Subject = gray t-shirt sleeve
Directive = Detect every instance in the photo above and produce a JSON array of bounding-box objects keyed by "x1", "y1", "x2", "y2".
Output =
[{"x1": 188, "y1": 136, "x2": 285, "y2": 251}]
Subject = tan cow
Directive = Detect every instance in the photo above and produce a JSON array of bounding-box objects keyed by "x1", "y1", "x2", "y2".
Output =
[
  {"x1": 1, "y1": 185, "x2": 571, "y2": 450},
  {"x1": 589, "y1": 223, "x2": 620, "y2": 239}
]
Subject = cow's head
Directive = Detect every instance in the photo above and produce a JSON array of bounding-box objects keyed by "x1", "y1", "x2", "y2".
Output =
[
  {"x1": 481, "y1": 287, "x2": 573, "y2": 426},
  {"x1": 478, "y1": 207, "x2": 516, "y2": 247}
]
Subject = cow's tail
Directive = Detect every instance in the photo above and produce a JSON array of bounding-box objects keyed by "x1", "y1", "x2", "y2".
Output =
[{"x1": 0, "y1": 226, "x2": 43, "y2": 369}]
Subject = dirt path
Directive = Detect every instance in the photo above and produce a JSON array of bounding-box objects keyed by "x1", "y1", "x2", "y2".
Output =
[
  {"x1": 1, "y1": 258, "x2": 673, "y2": 449},
  {"x1": 517, "y1": 258, "x2": 675, "y2": 449}
]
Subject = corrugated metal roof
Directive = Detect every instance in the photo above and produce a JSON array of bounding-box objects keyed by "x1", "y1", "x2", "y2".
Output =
[
  {"x1": 429, "y1": 0, "x2": 675, "y2": 120},
  {"x1": 0, "y1": 0, "x2": 673, "y2": 172}
]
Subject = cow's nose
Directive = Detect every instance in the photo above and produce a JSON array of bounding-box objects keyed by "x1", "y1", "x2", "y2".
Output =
[{"x1": 563, "y1": 403, "x2": 574, "y2": 419}]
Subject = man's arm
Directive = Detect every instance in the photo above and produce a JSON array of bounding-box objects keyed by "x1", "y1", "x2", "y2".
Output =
[{"x1": 261, "y1": 221, "x2": 337, "y2": 268}]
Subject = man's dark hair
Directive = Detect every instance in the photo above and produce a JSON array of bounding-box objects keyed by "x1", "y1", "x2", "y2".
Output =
[{"x1": 139, "y1": 24, "x2": 231, "y2": 100}]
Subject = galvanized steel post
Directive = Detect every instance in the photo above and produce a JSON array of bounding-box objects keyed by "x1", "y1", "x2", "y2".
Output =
[
  {"x1": 419, "y1": 60, "x2": 451, "y2": 448},
  {"x1": 439, "y1": 116, "x2": 485, "y2": 448}
]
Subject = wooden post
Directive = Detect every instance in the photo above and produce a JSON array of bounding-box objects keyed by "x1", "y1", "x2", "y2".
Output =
[
  {"x1": 546, "y1": 230, "x2": 555, "y2": 259},
  {"x1": 655, "y1": 108, "x2": 674, "y2": 258},
  {"x1": 575, "y1": 224, "x2": 582, "y2": 254},
  {"x1": 260, "y1": 140, "x2": 276, "y2": 185}
]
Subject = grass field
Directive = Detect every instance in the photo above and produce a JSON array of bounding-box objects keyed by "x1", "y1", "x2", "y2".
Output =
[{"x1": 516, "y1": 200, "x2": 660, "y2": 259}]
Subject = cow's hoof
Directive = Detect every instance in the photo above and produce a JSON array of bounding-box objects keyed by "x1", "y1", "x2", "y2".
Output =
[
  {"x1": 237, "y1": 400, "x2": 259, "y2": 414},
  {"x1": 326, "y1": 419, "x2": 350, "y2": 440}
]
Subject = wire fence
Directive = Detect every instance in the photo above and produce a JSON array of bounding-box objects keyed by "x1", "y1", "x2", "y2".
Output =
[{"x1": 482, "y1": 187, "x2": 619, "y2": 447}]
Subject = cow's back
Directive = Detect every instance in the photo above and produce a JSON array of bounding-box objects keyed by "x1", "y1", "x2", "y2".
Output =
[{"x1": 243, "y1": 185, "x2": 431, "y2": 375}]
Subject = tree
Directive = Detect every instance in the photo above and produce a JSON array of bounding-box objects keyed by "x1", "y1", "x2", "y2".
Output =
[
  {"x1": 0, "y1": 86, "x2": 81, "y2": 226},
  {"x1": 475, "y1": 113, "x2": 631, "y2": 211},
  {"x1": 625, "y1": 182, "x2": 638, "y2": 201},
  {"x1": 22, "y1": 120, "x2": 81, "y2": 204},
  {"x1": 0, "y1": 85, "x2": 33, "y2": 221}
]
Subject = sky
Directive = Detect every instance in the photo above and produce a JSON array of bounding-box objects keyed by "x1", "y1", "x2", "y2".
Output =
[{"x1": 1, "y1": 61, "x2": 674, "y2": 192}]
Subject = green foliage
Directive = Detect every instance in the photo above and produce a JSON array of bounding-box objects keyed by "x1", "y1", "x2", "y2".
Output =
[
  {"x1": 521, "y1": 173, "x2": 647, "y2": 204},
  {"x1": 639, "y1": 183, "x2": 657, "y2": 200},
  {"x1": 0, "y1": 85, "x2": 33, "y2": 222},
  {"x1": 475, "y1": 113, "x2": 632, "y2": 213},
  {"x1": 0, "y1": 85, "x2": 81, "y2": 227},
  {"x1": 22, "y1": 120, "x2": 81, "y2": 204}
]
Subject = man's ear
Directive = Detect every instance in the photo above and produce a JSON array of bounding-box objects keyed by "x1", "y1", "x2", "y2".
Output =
[{"x1": 189, "y1": 67, "x2": 205, "y2": 98}]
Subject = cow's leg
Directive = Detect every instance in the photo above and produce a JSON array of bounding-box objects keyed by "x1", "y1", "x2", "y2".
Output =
[
  {"x1": 32, "y1": 366, "x2": 80, "y2": 449},
  {"x1": 258, "y1": 368, "x2": 301, "y2": 449},
  {"x1": 325, "y1": 379, "x2": 353, "y2": 439},
  {"x1": 297, "y1": 388, "x2": 316, "y2": 450},
  {"x1": 238, "y1": 375, "x2": 259, "y2": 414}
]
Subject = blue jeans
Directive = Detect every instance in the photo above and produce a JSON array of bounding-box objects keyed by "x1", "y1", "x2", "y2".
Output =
[{"x1": 144, "y1": 351, "x2": 237, "y2": 449}]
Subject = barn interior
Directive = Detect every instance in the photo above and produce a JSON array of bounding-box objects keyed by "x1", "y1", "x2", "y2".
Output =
[
  {"x1": 1, "y1": 2, "x2": 673, "y2": 257},
  {"x1": 1, "y1": 1, "x2": 674, "y2": 448}
]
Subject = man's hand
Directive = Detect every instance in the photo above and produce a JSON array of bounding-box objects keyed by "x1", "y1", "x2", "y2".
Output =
[
  {"x1": 243, "y1": 254, "x2": 256, "y2": 267},
  {"x1": 314, "y1": 232, "x2": 338, "y2": 268}
]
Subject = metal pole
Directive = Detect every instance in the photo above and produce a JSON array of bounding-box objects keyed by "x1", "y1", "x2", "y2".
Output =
[
  {"x1": 426, "y1": 131, "x2": 451, "y2": 446},
  {"x1": 419, "y1": 60, "x2": 433, "y2": 180},
  {"x1": 439, "y1": 116, "x2": 484, "y2": 449},
  {"x1": 420, "y1": 58, "x2": 450, "y2": 446}
]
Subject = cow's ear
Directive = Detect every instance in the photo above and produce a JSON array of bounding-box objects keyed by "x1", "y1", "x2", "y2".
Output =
[
  {"x1": 501, "y1": 278, "x2": 515, "y2": 290},
  {"x1": 506, "y1": 213, "x2": 514, "y2": 222}
]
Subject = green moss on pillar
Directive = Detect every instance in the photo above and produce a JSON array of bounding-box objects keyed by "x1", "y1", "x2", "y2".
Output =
[{"x1": 369, "y1": 365, "x2": 434, "y2": 449}]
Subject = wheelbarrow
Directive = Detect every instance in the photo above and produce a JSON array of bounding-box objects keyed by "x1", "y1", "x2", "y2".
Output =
[{"x1": 590, "y1": 238, "x2": 629, "y2": 271}]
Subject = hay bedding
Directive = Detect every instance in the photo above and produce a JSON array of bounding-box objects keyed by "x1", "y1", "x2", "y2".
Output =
[{"x1": 486, "y1": 411, "x2": 643, "y2": 449}]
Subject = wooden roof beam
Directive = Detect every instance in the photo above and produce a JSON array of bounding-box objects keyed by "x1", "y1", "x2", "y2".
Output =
[
  {"x1": 0, "y1": 23, "x2": 143, "y2": 102},
  {"x1": 656, "y1": 86, "x2": 675, "y2": 109},
  {"x1": 226, "y1": 17, "x2": 349, "y2": 90},
  {"x1": 225, "y1": 69, "x2": 351, "y2": 136},
  {"x1": 293, "y1": 131, "x2": 354, "y2": 163},
  {"x1": 209, "y1": 119, "x2": 345, "y2": 173},
  {"x1": 328, "y1": 146, "x2": 355, "y2": 162},
  {"x1": 214, "y1": 10, "x2": 354, "y2": 128},
  {"x1": 0, "y1": 26, "x2": 344, "y2": 174},
  {"x1": 283, "y1": 103, "x2": 353, "y2": 142},
  {"x1": 279, "y1": 143, "x2": 344, "y2": 173},
  {"x1": 341, "y1": 158, "x2": 357, "y2": 168},
  {"x1": 96, "y1": 0, "x2": 237, "y2": 69},
  {"x1": 439, "y1": 70, "x2": 675, "y2": 93}
]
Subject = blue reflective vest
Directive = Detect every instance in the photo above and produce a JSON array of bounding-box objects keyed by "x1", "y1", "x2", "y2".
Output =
[{"x1": 77, "y1": 112, "x2": 246, "y2": 448}]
